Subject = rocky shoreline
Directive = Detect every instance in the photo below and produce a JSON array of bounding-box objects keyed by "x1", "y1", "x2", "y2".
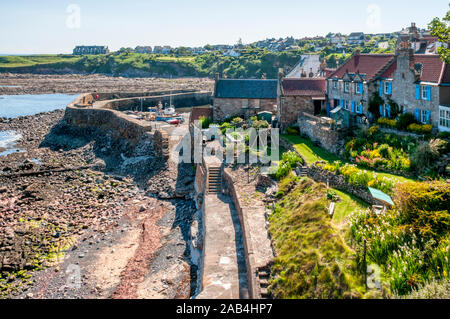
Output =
[
  {"x1": 0, "y1": 109, "x2": 200, "y2": 299},
  {"x1": 0, "y1": 73, "x2": 213, "y2": 96}
]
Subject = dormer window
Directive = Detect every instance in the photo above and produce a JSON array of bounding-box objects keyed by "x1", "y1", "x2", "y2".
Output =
[
  {"x1": 356, "y1": 82, "x2": 362, "y2": 94},
  {"x1": 344, "y1": 82, "x2": 350, "y2": 93}
]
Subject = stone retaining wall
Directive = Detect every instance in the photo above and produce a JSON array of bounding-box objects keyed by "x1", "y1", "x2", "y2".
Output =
[
  {"x1": 307, "y1": 165, "x2": 380, "y2": 205},
  {"x1": 298, "y1": 113, "x2": 346, "y2": 155}
]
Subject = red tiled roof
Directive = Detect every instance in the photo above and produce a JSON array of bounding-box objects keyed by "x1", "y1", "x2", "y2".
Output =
[
  {"x1": 414, "y1": 55, "x2": 445, "y2": 83},
  {"x1": 328, "y1": 54, "x2": 395, "y2": 81},
  {"x1": 440, "y1": 64, "x2": 450, "y2": 84},
  {"x1": 282, "y1": 78, "x2": 326, "y2": 97},
  {"x1": 380, "y1": 61, "x2": 397, "y2": 79}
]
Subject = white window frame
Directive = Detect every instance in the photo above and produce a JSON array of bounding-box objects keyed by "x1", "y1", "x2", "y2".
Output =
[
  {"x1": 355, "y1": 83, "x2": 361, "y2": 94},
  {"x1": 356, "y1": 103, "x2": 362, "y2": 113},
  {"x1": 344, "y1": 82, "x2": 350, "y2": 93},
  {"x1": 242, "y1": 99, "x2": 249, "y2": 108},
  {"x1": 439, "y1": 108, "x2": 450, "y2": 129},
  {"x1": 384, "y1": 81, "x2": 390, "y2": 95},
  {"x1": 333, "y1": 80, "x2": 337, "y2": 89},
  {"x1": 421, "y1": 86, "x2": 427, "y2": 100},
  {"x1": 344, "y1": 100, "x2": 349, "y2": 110},
  {"x1": 421, "y1": 109, "x2": 427, "y2": 124}
]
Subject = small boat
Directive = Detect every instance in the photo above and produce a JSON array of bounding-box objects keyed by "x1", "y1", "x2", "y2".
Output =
[{"x1": 167, "y1": 118, "x2": 180, "y2": 125}]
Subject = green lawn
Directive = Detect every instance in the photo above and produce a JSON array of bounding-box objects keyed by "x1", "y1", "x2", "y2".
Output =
[
  {"x1": 281, "y1": 134, "x2": 416, "y2": 185},
  {"x1": 332, "y1": 189, "x2": 370, "y2": 224},
  {"x1": 0, "y1": 55, "x2": 80, "y2": 68},
  {"x1": 281, "y1": 134, "x2": 340, "y2": 164}
]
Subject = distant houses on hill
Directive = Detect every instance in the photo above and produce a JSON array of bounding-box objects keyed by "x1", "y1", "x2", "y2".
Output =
[{"x1": 73, "y1": 46, "x2": 110, "y2": 55}]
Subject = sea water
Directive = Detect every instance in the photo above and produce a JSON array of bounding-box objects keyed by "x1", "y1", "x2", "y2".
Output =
[{"x1": 0, "y1": 93, "x2": 78, "y2": 118}]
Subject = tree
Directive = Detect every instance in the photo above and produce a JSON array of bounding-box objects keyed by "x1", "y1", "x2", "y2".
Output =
[{"x1": 428, "y1": 6, "x2": 450, "y2": 64}]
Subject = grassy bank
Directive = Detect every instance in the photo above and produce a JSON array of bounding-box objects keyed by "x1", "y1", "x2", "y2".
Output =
[{"x1": 268, "y1": 176, "x2": 366, "y2": 298}]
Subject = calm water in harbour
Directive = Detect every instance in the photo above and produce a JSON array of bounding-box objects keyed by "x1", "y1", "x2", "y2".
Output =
[{"x1": 0, "y1": 93, "x2": 78, "y2": 118}]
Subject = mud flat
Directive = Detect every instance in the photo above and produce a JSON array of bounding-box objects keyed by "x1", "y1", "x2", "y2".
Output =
[
  {"x1": 0, "y1": 73, "x2": 214, "y2": 96},
  {"x1": 0, "y1": 110, "x2": 199, "y2": 299}
]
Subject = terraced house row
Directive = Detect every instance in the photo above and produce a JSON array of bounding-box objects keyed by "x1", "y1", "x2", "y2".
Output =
[
  {"x1": 327, "y1": 42, "x2": 450, "y2": 132},
  {"x1": 211, "y1": 41, "x2": 450, "y2": 133}
]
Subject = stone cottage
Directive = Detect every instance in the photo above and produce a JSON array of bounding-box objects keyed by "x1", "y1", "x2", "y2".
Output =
[
  {"x1": 213, "y1": 75, "x2": 278, "y2": 122},
  {"x1": 327, "y1": 50, "x2": 395, "y2": 124},
  {"x1": 278, "y1": 73, "x2": 326, "y2": 130},
  {"x1": 389, "y1": 43, "x2": 450, "y2": 130}
]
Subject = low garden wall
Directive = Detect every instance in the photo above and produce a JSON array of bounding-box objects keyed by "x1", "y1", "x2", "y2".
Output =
[{"x1": 307, "y1": 165, "x2": 381, "y2": 205}]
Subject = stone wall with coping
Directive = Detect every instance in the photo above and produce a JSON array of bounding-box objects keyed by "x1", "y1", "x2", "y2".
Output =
[
  {"x1": 307, "y1": 165, "x2": 381, "y2": 205},
  {"x1": 222, "y1": 168, "x2": 260, "y2": 299}
]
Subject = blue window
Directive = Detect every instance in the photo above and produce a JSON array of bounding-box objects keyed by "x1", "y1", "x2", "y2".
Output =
[
  {"x1": 351, "y1": 101, "x2": 355, "y2": 112},
  {"x1": 426, "y1": 86, "x2": 431, "y2": 101},
  {"x1": 416, "y1": 85, "x2": 421, "y2": 100},
  {"x1": 379, "y1": 81, "x2": 383, "y2": 96},
  {"x1": 415, "y1": 108, "x2": 420, "y2": 121}
]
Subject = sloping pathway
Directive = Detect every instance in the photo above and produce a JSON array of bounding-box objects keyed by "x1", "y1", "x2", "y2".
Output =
[{"x1": 196, "y1": 193, "x2": 249, "y2": 299}]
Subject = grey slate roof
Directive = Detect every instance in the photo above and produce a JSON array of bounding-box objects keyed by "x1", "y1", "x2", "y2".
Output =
[{"x1": 215, "y1": 79, "x2": 278, "y2": 99}]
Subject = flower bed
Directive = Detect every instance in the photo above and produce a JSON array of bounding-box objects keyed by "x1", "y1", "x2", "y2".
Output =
[
  {"x1": 315, "y1": 161, "x2": 395, "y2": 195},
  {"x1": 350, "y1": 181, "x2": 450, "y2": 295},
  {"x1": 345, "y1": 126, "x2": 414, "y2": 173}
]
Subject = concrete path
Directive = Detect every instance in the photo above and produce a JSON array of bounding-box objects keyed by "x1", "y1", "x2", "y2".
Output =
[{"x1": 196, "y1": 194, "x2": 249, "y2": 299}]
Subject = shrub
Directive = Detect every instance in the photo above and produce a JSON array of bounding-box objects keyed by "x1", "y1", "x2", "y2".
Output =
[
  {"x1": 252, "y1": 120, "x2": 270, "y2": 129},
  {"x1": 286, "y1": 125, "x2": 299, "y2": 135},
  {"x1": 377, "y1": 117, "x2": 397, "y2": 129},
  {"x1": 281, "y1": 151, "x2": 303, "y2": 167},
  {"x1": 410, "y1": 141, "x2": 440, "y2": 174},
  {"x1": 407, "y1": 123, "x2": 432, "y2": 135},
  {"x1": 396, "y1": 113, "x2": 417, "y2": 131},
  {"x1": 437, "y1": 131, "x2": 450, "y2": 139},
  {"x1": 378, "y1": 144, "x2": 391, "y2": 158},
  {"x1": 231, "y1": 117, "x2": 244, "y2": 125},
  {"x1": 198, "y1": 116, "x2": 212, "y2": 129}
]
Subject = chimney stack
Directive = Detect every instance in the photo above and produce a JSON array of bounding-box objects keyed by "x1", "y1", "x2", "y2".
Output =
[
  {"x1": 278, "y1": 68, "x2": 284, "y2": 80},
  {"x1": 215, "y1": 73, "x2": 220, "y2": 82}
]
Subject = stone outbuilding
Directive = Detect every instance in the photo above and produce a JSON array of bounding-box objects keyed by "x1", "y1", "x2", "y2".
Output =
[
  {"x1": 278, "y1": 75, "x2": 326, "y2": 130},
  {"x1": 213, "y1": 75, "x2": 278, "y2": 122}
]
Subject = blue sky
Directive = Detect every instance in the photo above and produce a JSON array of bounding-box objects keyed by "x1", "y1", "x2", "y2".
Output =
[{"x1": 0, "y1": 0, "x2": 448, "y2": 54}]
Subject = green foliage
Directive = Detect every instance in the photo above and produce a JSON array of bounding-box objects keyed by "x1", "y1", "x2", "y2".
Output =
[
  {"x1": 345, "y1": 128, "x2": 414, "y2": 173},
  {"x1": 428, "y1": 9, "x2": 450, "y2": 64},
  {"x1": 396, "y1": 113, "x2": 417, "y2": 131},
  {"x1": 369, "y1": 92, "x2": 384, "y2": 118},
  {"x1": 271, "y1": 151, "x2": 303, "y2": 180},
  {"x1": 377, "y1": 117, "x2": 397, "y2": 129},
  {"x1": 198, "y1": 116, "x2": 212, "y2": 129},
  {"x1": 251, "y1": 120, "x2": 270, "y2": 129},
  {"x1": 269, "y1": 179, "x2": 364, "y2": 298},
  {"x1": 317, "y1": 161, "x2": 395, "y2": 195},
  {"x1": 410, "y1": 139, "x2": 448, "y2": 175},
  {"x1": 407, "y1": 123, "x2": 433, "y2": 135},
  {"x1": 350, "y1": 181, "x2": 450, "y2": 295},
  {"x1": 286, "y1": 125, "x2": 300, "y2": 135}
]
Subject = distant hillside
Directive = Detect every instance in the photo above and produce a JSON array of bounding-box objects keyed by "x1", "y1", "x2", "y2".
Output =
[{"x1": 0, "y1": 47, "x2": 383, "y2": 78}]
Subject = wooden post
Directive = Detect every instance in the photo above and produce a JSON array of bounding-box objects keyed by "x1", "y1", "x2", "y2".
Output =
[{"x1": 363, "y1": 239, "x2": 367, "y2": 290}]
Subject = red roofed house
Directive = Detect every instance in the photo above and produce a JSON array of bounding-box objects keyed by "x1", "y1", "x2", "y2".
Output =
[
  {"x1": 326, "y1": 45, "x2": 450, "y2": 131},
  {"x1": 278, "y1": 70, "x2": 327, "y2": 130},
  {"x1": 389, "y1": 43, "x2": 450, "y2": 131},
  {"x1": 327, "y1": 50, "x2": 395, "y2": 124}
]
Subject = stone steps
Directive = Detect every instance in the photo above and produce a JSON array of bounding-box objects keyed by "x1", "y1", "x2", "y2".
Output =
[
  {"x1": 208, "y1": 167, "x2": 222, "y2": 194},
  {"x1": 258, "y1": 268, "x2": 272, "y2": 299}
]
